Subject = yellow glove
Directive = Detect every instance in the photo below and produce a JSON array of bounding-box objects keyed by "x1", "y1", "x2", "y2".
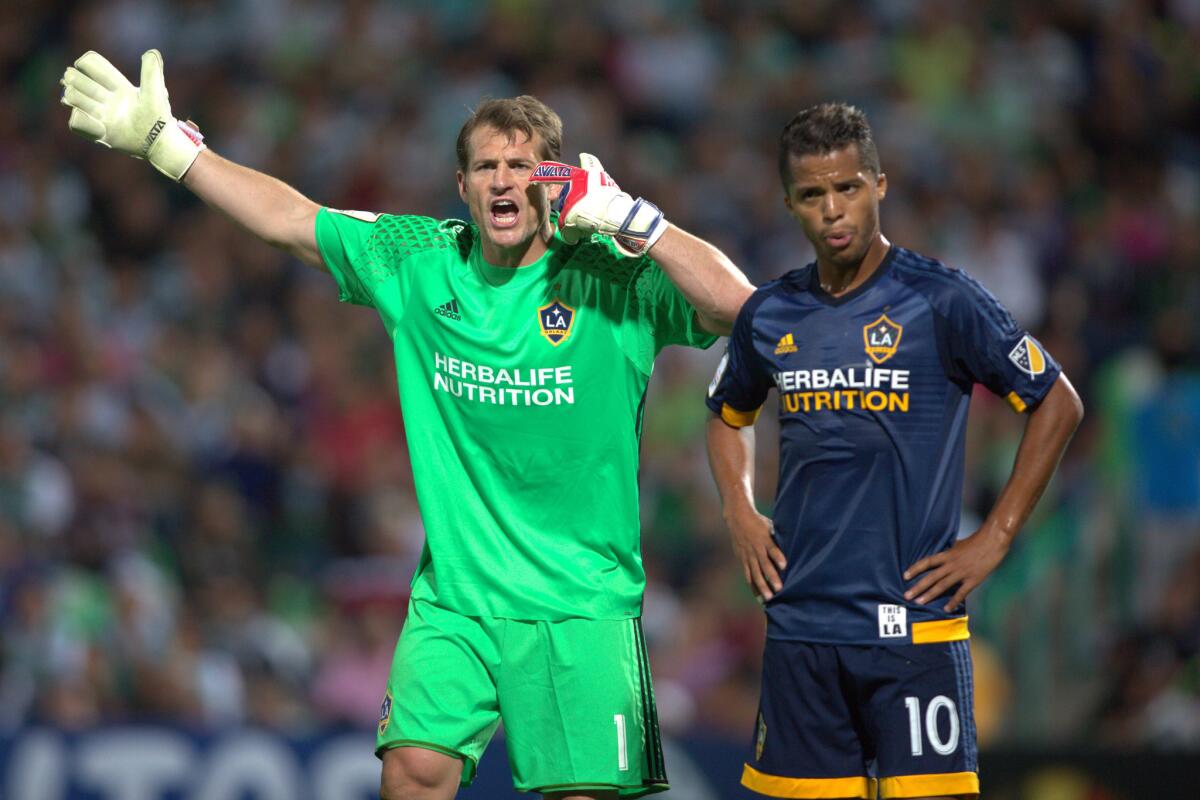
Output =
[{"x1": 60, "y1": 49, "x2": 205, "y2": 181}]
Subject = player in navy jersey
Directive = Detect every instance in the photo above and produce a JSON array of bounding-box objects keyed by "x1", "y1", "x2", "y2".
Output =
[{"x1": 705, "y1": 103, "x2": 1084, "y2": 799}]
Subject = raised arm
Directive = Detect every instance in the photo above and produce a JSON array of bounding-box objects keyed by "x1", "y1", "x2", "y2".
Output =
[
  {"x1": 706, "y1": 415, "x2": 787, "y2": 600},
  {"x1": 904, "y1": 373, "x2": 1085, "y2": 611},
  {"x1": 61, "y1": 49, "x2": 323, "y2": 270},
  {"x1": 183, "y1": 151, "x2": 322, "y2": 269},
  {"x1": 647, "y1": 226, "x2": 754, "y2": 335}
]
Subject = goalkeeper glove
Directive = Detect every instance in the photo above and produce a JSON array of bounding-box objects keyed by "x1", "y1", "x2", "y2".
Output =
[
  {"x1": 529, "y1": 153, "x2": 667, "y2": 257},
  {"x1": 60, "y1": 49, "x2": 205, "y2": 182}
]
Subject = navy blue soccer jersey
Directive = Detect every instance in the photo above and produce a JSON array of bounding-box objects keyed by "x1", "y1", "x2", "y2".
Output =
[{"x1": 707, "y1": 245, "x2": 1060, "y2": 645}]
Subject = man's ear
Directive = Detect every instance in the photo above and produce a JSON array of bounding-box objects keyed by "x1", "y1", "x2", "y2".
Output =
[
  {"x1": 876, "y1": 172, "x2": 887, "y2": 201},
  {"x1": 456, "y1": 171, "x2": 467, "y2": 202}
]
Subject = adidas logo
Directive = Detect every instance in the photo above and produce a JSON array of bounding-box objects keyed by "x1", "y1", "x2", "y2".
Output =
[
  {"x1": 774, "y1": 332, "x2": 797, "y2": 355},
  {"x1": 434, "y1": 298, "x2": 462, "y2": 321}
]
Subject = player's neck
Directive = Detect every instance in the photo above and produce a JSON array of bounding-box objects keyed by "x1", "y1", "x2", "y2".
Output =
[
  {"x1": 480, "y1": 220, "x2": 555, "y2": 268},
  {"x1": 816, "y1": 233, "x2": 891, "y2": 296}
]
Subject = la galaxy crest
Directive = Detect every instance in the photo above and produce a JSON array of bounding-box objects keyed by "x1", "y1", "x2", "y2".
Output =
[
  {"x1": 539, "y1": 299, "x2": 575, "y2": 346},
  {"x1": 755, "y1": 712, "x2": 767, "y2": 760},
  {"x1": 863, "y1": 314, "x2": 902, "y2": 364}
]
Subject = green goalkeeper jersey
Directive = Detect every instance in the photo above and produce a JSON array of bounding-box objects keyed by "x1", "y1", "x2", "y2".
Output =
[{"x1": 315, "y1": 209, "x2": 716, "y2": 620}]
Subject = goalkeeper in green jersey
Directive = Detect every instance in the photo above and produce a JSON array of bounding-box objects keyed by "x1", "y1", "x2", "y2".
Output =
[{"x1": 61, "y1": 50, "x2": 753, "y2": 799}]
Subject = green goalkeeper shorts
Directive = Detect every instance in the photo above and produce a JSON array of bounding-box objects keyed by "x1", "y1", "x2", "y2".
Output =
[{"x1": 376, "y1": 598, "x2": 668, "y2": 797}]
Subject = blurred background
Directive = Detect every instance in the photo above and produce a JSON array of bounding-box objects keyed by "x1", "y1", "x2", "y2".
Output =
[{"x1": 2, "y1": 0, "x2": 1198, "y2": 797}]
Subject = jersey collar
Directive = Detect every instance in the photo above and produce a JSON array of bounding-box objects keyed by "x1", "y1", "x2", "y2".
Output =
[{"x1": 808, "y1": 244, "x2": 897, "y2": 307}]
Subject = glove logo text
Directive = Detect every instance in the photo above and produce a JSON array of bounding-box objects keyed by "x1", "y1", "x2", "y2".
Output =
[
  {"x1": 532, "y1": 164, "x2": 574, "y2": 179},
  {"x1": 141, "y1": 118, "x2": 167, "y2": 156}
]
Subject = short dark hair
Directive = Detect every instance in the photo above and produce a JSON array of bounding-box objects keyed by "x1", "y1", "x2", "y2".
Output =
[
  {"x1": 778, "y1": 102, "x2": 881, "y2": 188},
  {"x1": 455, "y1": 96, "x2": 563, "y2": 171}
]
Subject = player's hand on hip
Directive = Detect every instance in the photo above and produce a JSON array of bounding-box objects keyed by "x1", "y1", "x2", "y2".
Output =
[
  {"x1": 903, "y1": 523, "x2": 1013, "y2": 612},
  {"x1": 60, "y1": 49, "x2": 205, "y2": 181},
  {"x1": 726, "y1": 506, "x2": 787, "y2": 602},
  {"x1": 528, "y1": 153, "x2": 668, "y2": 257}
]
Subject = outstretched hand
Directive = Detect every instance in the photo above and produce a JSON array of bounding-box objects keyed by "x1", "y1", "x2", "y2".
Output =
[
  {"x1": 61, "y1": 49, "x2": 204, "y2": 181},
  {"x1": 903, "y1": 525, "x2": 1012, "y2": 612},
  {"x1": 727, "y1": 506, "x2": 787, "y2": 602}
]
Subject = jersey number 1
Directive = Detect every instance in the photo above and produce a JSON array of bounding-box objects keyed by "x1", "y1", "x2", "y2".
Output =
[
  {"x1": 904, "y1": 695, "x2": 959, "y2": 757},
  {"x1": 614, "y1": 714, "x2": 629, "y2": 771}
]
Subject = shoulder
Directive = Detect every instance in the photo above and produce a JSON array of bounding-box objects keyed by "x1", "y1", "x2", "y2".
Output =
[
  {"x1": 325, "y1": 210, "x2": 476, "y2": 262},
  {"x1": 737, "y1": 266, "x2": 812, "y2": 327},
  {"x1": 889, "y1": 246, "x2": 1017, "y2": 334}
]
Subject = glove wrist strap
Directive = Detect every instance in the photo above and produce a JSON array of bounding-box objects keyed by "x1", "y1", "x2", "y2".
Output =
[
  {"x1": 613, "y1": 197, "x2": 667, "y2": 257},
  {"x1": 149, "y1": 119, "x2": 207, "y2": 181}
]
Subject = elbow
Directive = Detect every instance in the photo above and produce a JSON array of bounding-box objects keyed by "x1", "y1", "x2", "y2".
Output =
[
  {"x1": 1055, "y1": 374, "x2": 1085, "y2": 433},
  {"x1": 714, "y1": 282, "x2": 755, "y2": 330}
]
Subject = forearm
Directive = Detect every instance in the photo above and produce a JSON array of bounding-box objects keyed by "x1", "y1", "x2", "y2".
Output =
[
  {"x1": 984, "y1": 374, "x2": 1084, "y2": 542},
  {"x1": 649, "y1": 225, "x2": 754, "y2": 335},
  {"x1": 183, "y1": 150, "x2": 324, "y2": 269},
  {"x1": 706, "y1": 414, "x2": 758, "y2": 518}
]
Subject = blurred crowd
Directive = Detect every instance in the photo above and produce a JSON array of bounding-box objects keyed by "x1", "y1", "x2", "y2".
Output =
[{"x1": 1, "y1": 0, "x2": 1198, "y2": 751}]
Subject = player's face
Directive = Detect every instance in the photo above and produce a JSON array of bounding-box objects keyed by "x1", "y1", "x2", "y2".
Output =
[
  {"x1": 457, "y1": 126, "x2": 554, "y2": 265},
  {"x1": 783, "y1": 145, "x2": 887, "y2": 269}
]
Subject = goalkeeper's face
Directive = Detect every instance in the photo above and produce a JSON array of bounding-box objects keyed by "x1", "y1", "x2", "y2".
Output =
[
  {"x1": 783, "y1": 145, "x2": 887, "y2": 270},
  {"x1": 457, "y1": 126, "x2": 555, "y2": 265}
]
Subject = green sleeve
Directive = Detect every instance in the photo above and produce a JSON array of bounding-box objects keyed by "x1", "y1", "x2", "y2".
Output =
[
  {"x1": 633, "y1": 259, "x2": 719, "y2": 362},
  {"x1": 315, "y1": 207, "x2": 385, "y2": 307}
]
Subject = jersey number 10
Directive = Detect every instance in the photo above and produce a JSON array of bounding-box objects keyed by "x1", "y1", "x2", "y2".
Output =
[{"x1": 904, "y1": 695, "x2": 960, "y2": 756}]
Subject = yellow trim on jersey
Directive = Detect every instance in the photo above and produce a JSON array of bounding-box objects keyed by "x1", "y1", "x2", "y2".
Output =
[
  {"x1": 741, "y1": 764, "x2": 875, "y2": 798},
  {"x1": 1005, "y1": 391, "x2": 1027, "y2": 413},
  {"x1": 721, "y1": 403, "x2": 761, "y2": 428},
  {"x1": 911, "y1": 616, "x2": 970, "y2": 644},
  {"x1": 879, "y1": 771, "x2": 979, "y2": 798}
]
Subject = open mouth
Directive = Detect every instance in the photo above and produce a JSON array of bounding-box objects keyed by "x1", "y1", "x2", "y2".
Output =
[
  {"x1": 825, "y1": 230, "x2": 854, "y2": 249},
  {"x1": 490, "y1": 199, "x2": 519, "y2": 228}
]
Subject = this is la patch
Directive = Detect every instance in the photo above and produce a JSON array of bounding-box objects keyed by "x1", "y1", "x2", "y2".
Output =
[
  {"x1": 539, "y1": 299, "x2": 575, "y2": 346},
  {"x1": 1008, "y1": 335, "x2": 1046, "y2": 378}
]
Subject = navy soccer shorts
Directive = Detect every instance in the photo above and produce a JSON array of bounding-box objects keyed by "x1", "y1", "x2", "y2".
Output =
[{"x1": 742, "y1": 640, "x2": 979, "y2": 798}]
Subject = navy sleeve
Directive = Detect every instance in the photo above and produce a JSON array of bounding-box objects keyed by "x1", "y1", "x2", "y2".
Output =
[
  {"x1": 705, "y1": 291, "x2": 772, "y2": 426},
  {"x1": 937, "y1": 270, "x2": 1061, "y2": 413}
]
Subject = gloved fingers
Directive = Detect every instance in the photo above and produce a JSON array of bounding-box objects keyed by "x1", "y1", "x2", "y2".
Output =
[
  {"x1": 139, "y1": 49, "x2": 166, "y2": 97},
  {"x1": 578, "y1": 152, "x2": 618, "y2": 189},
  {"x1": 61, "y1": 67, "x2": 109, "y2": 104},
  {"x1": 74, "y1": 50, "x2": 131, "y2": 93},
  {"x1": 67, "y1": 107, "x2": 106, "y2": 142},
  {"x1": 560, "y1": 226, "x2": 583, "y2": 245},
  {"x1": 61, "y1": 84, "x2": 104, "y2": 119}
]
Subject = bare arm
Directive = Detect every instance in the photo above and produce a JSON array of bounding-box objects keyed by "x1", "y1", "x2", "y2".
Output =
[
  {"x1": 182, "y1": 150, "x2": 324, "y2": 270},
  {"x1": 905, "y1": 373, "x2": 1085, "y2": 610},
  {"x1": 648, "y1": 225, "x2": 755, "y2": 336},
  {"x1": 706, "y1": 414, "x2": 787, "y2": 600}
]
